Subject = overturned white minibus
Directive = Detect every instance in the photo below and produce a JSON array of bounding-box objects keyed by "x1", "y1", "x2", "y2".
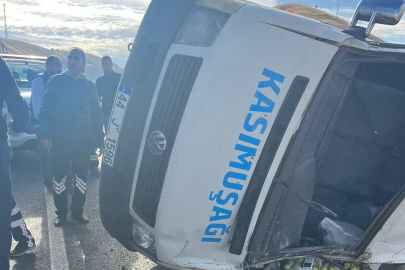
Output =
[{"x1": 99, "y1": 0, "x2": 405, "y2": 269}]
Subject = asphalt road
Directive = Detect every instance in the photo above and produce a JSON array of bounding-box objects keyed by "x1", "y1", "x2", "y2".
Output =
[
  {"x1": 8, "y1": 150, "x2": 168, "y2": 270},
  {"x1": 7, "y1": 150, "x2": 399, "y2": 270}
]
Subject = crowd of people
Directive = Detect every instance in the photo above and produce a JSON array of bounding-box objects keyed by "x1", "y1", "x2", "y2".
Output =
[{"x1": 0, "y1": 48, "x2": 122, "y2": 270}]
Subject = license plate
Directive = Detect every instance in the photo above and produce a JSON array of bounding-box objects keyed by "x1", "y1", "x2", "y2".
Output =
[{"x1": 103, "y1": 84, "x2": 133, "y2": 167}]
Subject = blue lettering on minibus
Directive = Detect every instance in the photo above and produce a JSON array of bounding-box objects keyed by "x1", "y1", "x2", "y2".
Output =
[
  {"x1": 229, "y1": 144, "x2": 257, "y2": 171},
  {"x1": 201, "y1": 68, "x2": 285, "y2": 244},
  {"x1": 209, "y1": 190, "x2": 239, "y2": 206}
]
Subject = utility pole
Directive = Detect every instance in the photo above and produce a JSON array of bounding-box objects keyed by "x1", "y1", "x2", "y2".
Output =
[
  {"x1": 336, "y1": 0, "x2": 340, "y2": 17},
  {"x1": 3, "y1": 4, "x2": 8, "y2": 39},
  {"x1": 0, "y1": 39, "x2": 8, "y2": 53}
]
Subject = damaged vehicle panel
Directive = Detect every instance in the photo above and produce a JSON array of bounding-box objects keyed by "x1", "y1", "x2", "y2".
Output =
[
  {"x1": 364, "y1": 201, "x2": 405, "y2": 264},
  {"x1": 99, "y1": 0, "x2": 405, "y2": 269}
]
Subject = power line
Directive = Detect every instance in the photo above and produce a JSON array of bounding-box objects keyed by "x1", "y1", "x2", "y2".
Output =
[{"x1": 3, "y1": 4, "x2": 8, "y2": 39}]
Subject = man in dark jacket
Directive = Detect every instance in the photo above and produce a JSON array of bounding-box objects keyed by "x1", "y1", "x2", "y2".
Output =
[
  {"x1": 0, "y1": 56, "x2": 34, "y2": 269},
  {"x1": 31, "y1": 55, "x2": 62, "y2": 191},
  {"x1": 96, "y1": 55, "x2": 121, "y2": 131},
  {"x1": 40, "y1": 48, "x2": 104, "y2": 227}
]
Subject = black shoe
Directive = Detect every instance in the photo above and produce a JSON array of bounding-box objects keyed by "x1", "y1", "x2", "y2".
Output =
[
  {"x1": 71, "y1": 213, "x2": 89, "y2": 224},
  {"x1": 54, "y1": 216, "x2": 67, "y2": 227},
  {"x1": 10, "y1": 240, "x2": 36, "y2": 257}
]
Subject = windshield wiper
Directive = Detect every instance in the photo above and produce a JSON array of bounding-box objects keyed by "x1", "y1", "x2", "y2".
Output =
[{"x1": 274, "y1": 179, "x2": 337, "y2": 218}]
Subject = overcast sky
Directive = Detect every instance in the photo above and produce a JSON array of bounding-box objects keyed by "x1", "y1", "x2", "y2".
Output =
[{"x1": 1, "y1": 0, "x2": 404, "y2": 67}]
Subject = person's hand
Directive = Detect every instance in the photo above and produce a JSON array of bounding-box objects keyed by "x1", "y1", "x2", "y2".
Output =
[
  {"x1": 7, "y1": 121, "x2": 20, "y2": 137},
  {"x1": 41, "y1": 140, "x2": 53, "y2": 151},
  {"x1": 97, "y1": 148, "x2": 103, "y2": 157}
]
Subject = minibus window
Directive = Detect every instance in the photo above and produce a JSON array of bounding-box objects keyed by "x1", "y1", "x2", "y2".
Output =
[{"x1": 175, "y1": 6, "x2": 229, "y2": 47}]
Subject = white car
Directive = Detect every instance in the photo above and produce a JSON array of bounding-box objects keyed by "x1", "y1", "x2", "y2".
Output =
[
  {"x1": 1, "y1": 54, "x2": 46, "y2": 151},
  {"x1": 100, "y1": 0, "x2": 405, "y2": 269}
]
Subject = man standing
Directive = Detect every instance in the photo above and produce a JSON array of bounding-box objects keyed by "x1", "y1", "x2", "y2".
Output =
[
  {"x1": 96, "y1": 56, "x2": 121, "y2": 131},
  {"x1": 0, "y1": 56, "x2": 33, "y2": 269},
  {"x1": 30, "y1": 56, "x2": 62, "y2": 191},
  {"x1": 40, "y1": 48, "x2": 104, "y2": 227}
]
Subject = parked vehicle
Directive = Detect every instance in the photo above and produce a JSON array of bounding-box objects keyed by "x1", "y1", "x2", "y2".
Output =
[
  {"x1": 99, "y1": 0, "x2": 405, "y2": 269},
  {"x1": 1, "y1": 54, "x2": 46, "y2": 151}
]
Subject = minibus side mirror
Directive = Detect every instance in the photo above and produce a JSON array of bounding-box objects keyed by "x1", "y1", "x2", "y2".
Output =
[{"x1": 348, "y1": 0, "x2": 405, "y2": 37}]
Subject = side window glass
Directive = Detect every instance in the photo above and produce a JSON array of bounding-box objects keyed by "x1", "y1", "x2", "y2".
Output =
[{"x1": 8, "y1": 63, "x2": 44, "y2": 89}]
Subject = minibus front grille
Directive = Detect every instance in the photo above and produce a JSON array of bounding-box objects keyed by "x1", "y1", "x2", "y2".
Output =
[
  {"x1": 133, "y1": 54, "x2": 203, "y2": 227},
  {"x1": 229, "y1": 76, "x2": 309, "y2": 255},
  {"x1": 114, "y1": 42, "x2": 161, "y2": 173}
]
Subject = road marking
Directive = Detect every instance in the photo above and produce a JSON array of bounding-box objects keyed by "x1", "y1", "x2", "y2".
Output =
[{"x1": 45, "y1": 188, "x2": 69, "y2": 270}]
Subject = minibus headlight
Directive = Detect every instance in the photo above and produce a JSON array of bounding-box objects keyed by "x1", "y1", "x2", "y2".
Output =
[
  {"x1": 132, "y1": 219, "x2": 155, "y2": 250},
  {"x1": 175, "y1": 7, "x2": 229, "y2": 47}
]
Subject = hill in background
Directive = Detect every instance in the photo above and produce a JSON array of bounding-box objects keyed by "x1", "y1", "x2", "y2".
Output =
[
  {"x1": 0, "y1": 38, "x2": 123, "y2": 80},
  {"x1": 0, "y1": 3, "x2": 384, "y2": 75},
  {"x1": 273, "y1": 4, "x2": 384, "y2": 42}
]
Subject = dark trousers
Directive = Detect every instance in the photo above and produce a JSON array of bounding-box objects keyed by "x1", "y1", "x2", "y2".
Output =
[
  {"x1": 37, "y1": 128, "x2": 74, "y2": 190},
  {"x1": 50, "y1": 135, "x2": 91, "y2": 218},
  {"x1": 35, "y1": 128, "x2": 53, "y2": 188},
  {"x1": 0, "y1": 142, "x2": 12, "y2": 270},
  {"x1": 11, "y1": 197, "x2": 34, "y2": 245},
  {"x1": 90, "y1": 139, "x2": 99, "y2": 169}
]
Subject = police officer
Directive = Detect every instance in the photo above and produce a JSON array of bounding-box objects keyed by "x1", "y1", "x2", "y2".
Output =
[
  {"x1": 30, "y1": 55, "x2": 62, "y2": 192},
  {"x1": 0, "y1": 56, "x2": 34, "y2": 269},
  {"x1": 40, "y1": 48, "x2": 104, "y2": 227}
]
